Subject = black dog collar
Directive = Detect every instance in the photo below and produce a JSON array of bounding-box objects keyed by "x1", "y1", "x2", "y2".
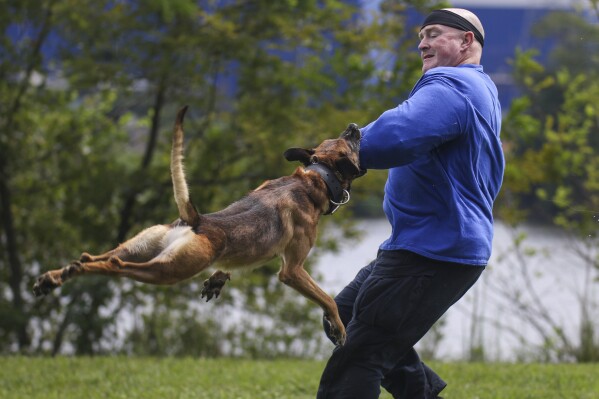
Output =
[
  {"x1": 306, "y1": 163, "x2": 349, "y2": 215},
  {"x1": 421, "y1": 10, "x2": 484, "y2": 47}
]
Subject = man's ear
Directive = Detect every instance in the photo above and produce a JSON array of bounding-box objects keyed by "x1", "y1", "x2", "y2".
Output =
[
  {"x1": 283, "y1": 148, "x2": 315, "y2": 166},
  {"x1": 462, "y1": 31, "x2": 475, "y2": 48},
  {"x1": 335, "y1": 157, "x2": 363, "y2": 178}
]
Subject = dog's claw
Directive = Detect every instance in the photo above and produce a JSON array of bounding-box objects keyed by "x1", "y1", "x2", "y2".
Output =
[
  {"x1": 201, "y1": 271, "x2": 231, "y2": 302},
  {"x1": 201, "y1": 288, "x2": 218, "y2": 302},
  {"x1": 324, "y1": 314, "x2": 346, "y2": 346}
]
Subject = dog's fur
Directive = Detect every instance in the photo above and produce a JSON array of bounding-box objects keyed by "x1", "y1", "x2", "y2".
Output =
[{"x1": 33, "y1": 106, "x2": 364, "y2": 345}]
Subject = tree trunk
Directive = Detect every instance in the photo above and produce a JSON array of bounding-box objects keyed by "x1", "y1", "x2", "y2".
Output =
[
  {"x1": 0, "y1": 2, "x2": 54, "y2": 351},
  {"x1": 0, "y1": 160, "x2": 29, "y2": 348}
]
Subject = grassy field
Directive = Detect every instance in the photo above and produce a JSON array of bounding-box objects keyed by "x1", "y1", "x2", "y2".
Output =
[{"x1": 1, "y1": 357, "x2": 598, "y2": 398}]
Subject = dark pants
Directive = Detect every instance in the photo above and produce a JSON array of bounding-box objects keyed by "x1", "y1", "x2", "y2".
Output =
[{"x1": 318, "y1": 250, "x2": 484, "y2": 399}]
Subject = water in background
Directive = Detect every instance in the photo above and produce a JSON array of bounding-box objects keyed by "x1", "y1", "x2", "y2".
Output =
[{"x1": 315, "y1": 219, "x2": 599, "y2": 361}]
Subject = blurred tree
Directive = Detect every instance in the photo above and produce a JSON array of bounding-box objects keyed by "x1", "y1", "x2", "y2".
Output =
[
  {"x1": 1, "y1": 0, "x2": 441, "y2": 356},
  {"x1": 498, "y1": 4, "x2": 599, "y2": 236},
  {"x1": 0, "y1": 0, "x2": 134, "y2": 353},
  {"x1": 495, "y1": 2, "x2": 599, "y2": 362}
]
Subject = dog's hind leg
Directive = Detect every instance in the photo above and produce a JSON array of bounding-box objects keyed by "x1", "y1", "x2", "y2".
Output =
[
  {"x1": 105, "y1": 232, "x2": 218, "y2": 284},
  {"x1": 79, "y1": 224, "x2": 171, "y2": 263},
  {"x1": 40, "y1": 231, "x2": 215, "y2": 291},
  {"x1": 33, "y1": 224, "x2": 194, "y2": 296}
]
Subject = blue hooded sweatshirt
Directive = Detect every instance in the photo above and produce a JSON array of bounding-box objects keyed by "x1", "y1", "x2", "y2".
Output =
[{"x1": 359, "y1": 64, "x2": 504, "y2": 266}]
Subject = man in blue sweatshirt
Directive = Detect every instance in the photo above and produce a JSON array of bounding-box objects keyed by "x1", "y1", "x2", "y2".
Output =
[{"x1": 317, "y1": 8, "x2": 504, "y2": 399}]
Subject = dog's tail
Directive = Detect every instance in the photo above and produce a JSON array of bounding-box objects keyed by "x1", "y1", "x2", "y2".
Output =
[{"x1": 171, "y1": 106, "x2": 201, "y2": 227}]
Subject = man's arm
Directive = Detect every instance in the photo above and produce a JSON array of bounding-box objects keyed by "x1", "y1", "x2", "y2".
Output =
[{"x1": 359, "y1": 77, "x2": 468, "y2": 169}]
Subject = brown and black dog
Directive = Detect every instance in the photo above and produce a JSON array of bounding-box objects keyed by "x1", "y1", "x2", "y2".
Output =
[{"x1": 33, "y1": 106, "x2": 365, "y2": 345}]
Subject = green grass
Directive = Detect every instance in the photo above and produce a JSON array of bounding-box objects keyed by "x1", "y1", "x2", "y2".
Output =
[{"x1": 1, "y1": 357, "x2": 598, "y2": 398}]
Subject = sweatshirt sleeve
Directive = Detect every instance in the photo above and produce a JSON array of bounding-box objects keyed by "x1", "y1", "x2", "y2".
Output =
[{"x1": 359, "y1": 75, "x2": 469, "y2": 169}]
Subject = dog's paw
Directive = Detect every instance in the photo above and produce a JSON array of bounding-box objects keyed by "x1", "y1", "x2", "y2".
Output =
[
  {"x1": 33, "y1": 272, "x2": 62, "y2": 297},
  {"x1": 33, "y1": 262, "x2": 83, "y2": 298},
  {"x1": 325, "y1": 314, "x2": 346, "y2": 346},
  {"x1": 201, "y1": 271, "x2": 231, "y2": 302}
]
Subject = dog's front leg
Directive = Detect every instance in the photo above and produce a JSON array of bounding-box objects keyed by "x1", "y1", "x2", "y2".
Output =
[
  {"x1": 201, "y1": 270, "x2": 231, "y2": 301},
  {"x1": 278, "y1": 262, "x2": 346, "y2": 346}
]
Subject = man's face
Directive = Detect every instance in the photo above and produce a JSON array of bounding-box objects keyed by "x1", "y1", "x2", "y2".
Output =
[{"x1": 418, "y1": 24, "x2": 465, "y2": 73}]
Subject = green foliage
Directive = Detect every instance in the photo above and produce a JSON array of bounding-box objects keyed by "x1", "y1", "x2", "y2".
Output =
[{"x1": 498, "y1": 8, "x2": 599, "y2": 237}]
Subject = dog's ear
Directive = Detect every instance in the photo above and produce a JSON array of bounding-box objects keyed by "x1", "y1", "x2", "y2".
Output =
[
  {"x1": 284, "y1": 148, "x2": 315, "y2": 166},
  {"x1": 335, "y1": 157, "x2": 365, "y2": 179},
  {"x1": 339, "y1": 123, "x2": 361, "y2": 140}
]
